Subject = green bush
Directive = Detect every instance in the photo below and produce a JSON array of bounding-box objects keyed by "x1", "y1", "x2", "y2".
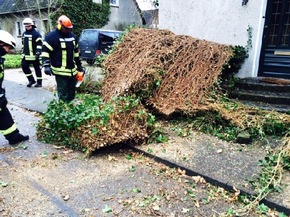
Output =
[
  {"x1": 221, "y1": 45, "x2": 248, "y2": 77},
  {"x1": 4, "y1": 54, "x2": 22, "y2": 68},
  {"x1": 219, "y1": 45, "x2": 248, "y2": 93},
  {"x1": 37, "y1": 94, "x2": 104, "y2": 150},
  {"x1": 37, "y1": 94, "x2": 157, "y2": 151},
  {"x1": 50, "y1": 0, "x2": 111, "y2": 38}
]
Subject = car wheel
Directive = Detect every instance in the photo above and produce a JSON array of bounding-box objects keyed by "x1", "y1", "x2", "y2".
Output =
[{"x1": 86, "y1": 59, "x2": 95, "y2": 65}]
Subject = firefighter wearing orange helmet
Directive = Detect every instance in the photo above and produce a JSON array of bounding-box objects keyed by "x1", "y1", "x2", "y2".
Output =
[{"x1": 41, "y1": 15, "x2": 84, "y2": 102}]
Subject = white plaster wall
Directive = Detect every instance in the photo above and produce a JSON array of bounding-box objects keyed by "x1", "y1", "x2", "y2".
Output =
[{"x1": 159, "y1": 0, "x2": 268, "y2": 78}]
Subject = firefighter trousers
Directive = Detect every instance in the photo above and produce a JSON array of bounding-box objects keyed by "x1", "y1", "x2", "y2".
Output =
[
  {"x1": 0, "y1": 100, "x2": 18, "y2": 138},
  {"x1": 55, "y1": 75, "x2": 77, "y2": 102},
  {"x1": 22, "y1": 59, "x2": 42, "y2": 85}
]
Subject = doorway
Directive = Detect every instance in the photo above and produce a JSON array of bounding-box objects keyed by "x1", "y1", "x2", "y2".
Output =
[{"x1": 258, "y1": 0, "x2": 290, "y2": 79}]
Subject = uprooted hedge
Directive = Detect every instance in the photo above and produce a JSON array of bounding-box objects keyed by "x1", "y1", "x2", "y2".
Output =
[{"x1": 37, "y1": 27, "x2": 290, "y2": 154}]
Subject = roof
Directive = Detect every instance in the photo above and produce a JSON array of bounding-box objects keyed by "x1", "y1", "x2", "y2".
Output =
[{"x1": 0, "y1": 0, "x2": 51, "y2": 14}]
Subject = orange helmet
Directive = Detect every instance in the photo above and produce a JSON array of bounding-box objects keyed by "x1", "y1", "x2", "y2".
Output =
[{"x1": 57, "y1": 15, "x2": 73, "y2": 28}]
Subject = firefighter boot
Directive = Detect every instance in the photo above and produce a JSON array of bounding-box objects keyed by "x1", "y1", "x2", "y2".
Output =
[
  {"x1": 27, "y1": 78, "x2": 36, "y2": 87},
  {"x1": 5, "y1": 131, "x2": 29, "y2": 145},
  {"x1": 34, "y1": 81, "x2": 42, "y2": 88}
]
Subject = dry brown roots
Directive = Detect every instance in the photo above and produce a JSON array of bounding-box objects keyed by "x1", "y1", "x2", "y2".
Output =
[{"x1": 102, "y1": 28, "x2": 233, "y2": 116}]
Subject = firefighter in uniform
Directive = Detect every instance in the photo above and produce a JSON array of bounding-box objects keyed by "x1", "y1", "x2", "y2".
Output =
[
  {"x1": 0, "y1": 30, "x2": 29, "y2": 145},
  {"x1": 41, "y1": 15, "x2": 84, "y2": 102},
  {"x1": 22, "y1": 18, "x2": 43, "y2": 87}
]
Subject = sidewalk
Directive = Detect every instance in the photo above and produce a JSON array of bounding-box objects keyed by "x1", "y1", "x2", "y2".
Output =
[
  {"x1": 4, "y1": 68, "x2": 56, "y2": 113},
  {"x1": 3, "y1": 68, "x2": 290, "y2": 215}
]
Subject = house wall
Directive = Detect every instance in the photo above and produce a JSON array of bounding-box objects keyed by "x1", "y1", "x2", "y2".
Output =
[
  {"x1": 1, "y1": 16, "x2": 23, "y2": 49},
  {"x1": 158, "y1": 0, "x2": 268, "y2": 78},
  {"x1": 103, "y1": 1, "x2": 142, "y2": 30},
  {"x1": 1, "y1": 14, "x2": 47, "y2": 51}
]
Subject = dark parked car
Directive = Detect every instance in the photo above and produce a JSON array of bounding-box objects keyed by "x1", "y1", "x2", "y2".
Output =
[{"x1": 78, "y1": 29, "x2": 122, "y2": 65}]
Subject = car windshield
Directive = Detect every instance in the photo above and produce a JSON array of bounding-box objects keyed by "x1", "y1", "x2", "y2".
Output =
[{"x1": 80, "y1": 30, "x2": 98, "y2": 41}]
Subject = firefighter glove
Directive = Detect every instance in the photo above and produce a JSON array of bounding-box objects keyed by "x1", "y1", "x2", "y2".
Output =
[
  {"x1": 77, "y1": 65, "x2": 85, "y2": 73},
  {"x1": 44, "y1": 66, "x2": 52, "y2": 76}
]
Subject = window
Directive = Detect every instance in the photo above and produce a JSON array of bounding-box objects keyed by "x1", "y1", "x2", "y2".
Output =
[
  {"x1": 110, "y1": 0, "x2": 119, "y2": 7},
  {"x1": 43, "y1": 19, "x2": 49, "y2": 33},
  {"x1": 16, "y1": 21, "x2": 22, "y2": 36}
]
